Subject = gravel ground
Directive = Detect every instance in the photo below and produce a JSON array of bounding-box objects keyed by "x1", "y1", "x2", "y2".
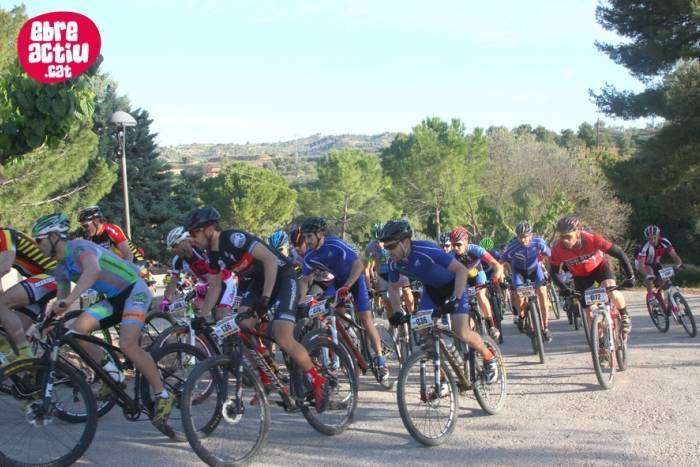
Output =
[{"x1": 73, "y1": 291, "x2": 699, "y2": 466}]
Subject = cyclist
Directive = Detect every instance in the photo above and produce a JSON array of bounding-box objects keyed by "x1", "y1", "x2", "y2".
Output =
[
  {"x1": 449, "y1": 227, "x2": 504, "y2": 340},
  {"x1": 184, "y1": 207, "x2": 329, "y2": 412},
  {"x1": 636, "y1": 225, "x2": 683, "y2": 302},
  {"x1": 501, "y1": 221, "x2": 553, "y2": 342},
  {"x1": 381, "y1": 220, "x2": 498, "y2": 383},
  {"x1": 364, "y1": 223, "x2": 414, "y2": 320},
  {"x1": 0, "y1": 227, "x2": 57, "y2": 363},
  {"x1": 79, "y1": 205, "x2": 144, "y2": 263},
  {"x1": 549, "y1": 215, "x2": 634, "y2": 334},
  {"x1": 298, "y1": 217, "x2": 389, "y2": 383},
  {"x1": 161, "y1": 226, "x2": 237, "y2": 320},
  {"x1": 439, "y1": 232, "x2": 452, "y2": 253},
  {"x1": 268, "y1": 229, "x2": 290, "y2": 256},
  {"x1": 32, "y1": 213, "x2": 174, "y2": 428}
]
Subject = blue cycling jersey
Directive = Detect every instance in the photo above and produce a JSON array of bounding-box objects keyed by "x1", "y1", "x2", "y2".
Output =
[
  {"x1": 483, "y1": 249, "x2": 502, "y2": 274},
  {"x1": 302, "y1": 236, "x2": 359, "y2": 282},
  {"x1": 501, "y1": 236, "x2": 550, "y2": 272},
  {"x1": 455, "y1": 243, "x2": 489, "y2": 270},
  {"x1": 388, "y1": 240, "x2": 455, "y2": 288}
]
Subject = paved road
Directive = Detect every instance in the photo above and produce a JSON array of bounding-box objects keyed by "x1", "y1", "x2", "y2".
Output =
[{"x1": 77, "y1": 291, "x2": 700, "y2": 466}]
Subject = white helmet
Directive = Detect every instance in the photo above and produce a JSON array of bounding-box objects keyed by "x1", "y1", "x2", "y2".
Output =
[{"x1": 166, "y1": 226, "x2": 190, "y2": 247}]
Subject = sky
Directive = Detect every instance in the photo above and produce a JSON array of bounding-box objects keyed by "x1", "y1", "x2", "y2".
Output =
[{"x1": 12, "y1": 0, "x2": 647, "y2": 146}]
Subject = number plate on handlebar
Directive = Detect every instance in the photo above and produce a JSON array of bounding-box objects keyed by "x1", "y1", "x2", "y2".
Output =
[
  {"x1": 308, "y1": 300, "x2": 328, "y2": 318},
  {"x1": 169, "y1": 299, "x2": 187, "y2": 312},
  {"x1": 584, "y1": 287, "x2": 608, "y2": 305},
  {"x1": 410, "y1": 310, "x2": 433, "y2": 330},
  {"x1": 516, "y1": 286, "x2": 536, "y2": 298},
  {"x1": 213, "y1": 316, "x2": 239, "y2": 339},
  {"x1": 659, "y1": 267, "x2": 674, "y2": 280}
]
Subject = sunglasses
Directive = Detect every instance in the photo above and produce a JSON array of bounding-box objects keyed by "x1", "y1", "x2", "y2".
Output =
[
  {"x1": 559, "y1": 233, "x2": 576, "y2": 241},
  {"x1": 383, "y1": 241, "x2": 401, "y2": 250},
  {"x1": 451, "y1": 242, "x2": 463, "y2": 247}
]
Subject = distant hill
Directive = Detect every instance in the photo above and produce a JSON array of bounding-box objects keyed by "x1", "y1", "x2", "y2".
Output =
[{"x1": 158, "y1": 133, "x2": 397, "y2": 165}]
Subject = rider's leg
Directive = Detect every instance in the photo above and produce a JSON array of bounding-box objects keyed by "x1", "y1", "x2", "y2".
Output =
[
  {"x1": 534, "y1": 267, "x2": 550, "y2": 329},
  {"x1": 273, "y1": 320, "x2": 313, "y2": 370},
  {"x1": 0, "y1": 284, "x2": 33, "y2": 353},
  {"x1": 119, "y1": 323, "x2": 164, "y2": 393},
  {"x1": 353, "y1": 276, "x2": 383, "y2": 356},
  {"x1": 452, "y1": 314, "x2": 493, "y2": 359},
  {"x1": 71, "y1": 311, "x2": 113, "y2": 364}
]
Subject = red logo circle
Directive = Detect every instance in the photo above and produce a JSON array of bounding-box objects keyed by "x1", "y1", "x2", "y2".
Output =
[{"x1": 16, "y1": 11, "x2": 101, "y2": 84}]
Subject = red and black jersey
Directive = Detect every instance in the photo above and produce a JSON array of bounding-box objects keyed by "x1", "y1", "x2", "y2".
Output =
[
  {"x1": 637, "y1": 237, "x2": 674, "y2": 266},
  {"x1": 0, "y1": 229, "x2": 56, "y2": 277},
  {"x1": 170, "y1": 245, "x2": 232, "y2": 282},
  {"x1": 87, "y1": 223, "x2": 144, "y2": 262},
  {"x1": 208, "y1": 229, "x2": 293, "y2": 281},
  {"x1": 550, "y1": 231, "x2": 612, "y2": 277}
]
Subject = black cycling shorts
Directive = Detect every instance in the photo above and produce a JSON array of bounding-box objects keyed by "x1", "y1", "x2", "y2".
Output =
[
  {"x1": 573, "y1": 261, "x2": 616, "y2": 307},
  {"x1": 240, "y1": 268, "x2": 300, "y2": 323}
]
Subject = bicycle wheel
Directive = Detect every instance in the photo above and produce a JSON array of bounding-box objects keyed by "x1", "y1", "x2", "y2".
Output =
[
  {"x1": 151, "y1": 324, "x2": 216, "y2": 357},
  {"x1": 647, "y1": 298, "x2": 669, "y2": 333},
  {"x1": 580, "y1": 302, "x2": 592, "y2": 349},
  {"x1": 529, "y1": 302, "x2": 545, "y2": 364},
  {"x1": 181, "y1": 354, "x2": 270, "y2": 466},
  {"x1": 613, "y1": 315, "x2": 628, "y2": 372},
  {"x1": 0, "y1": 358, "x2": 97, "y2": 467},
  {"x1": 301, "y1": 328, "x2": 359, "y2": 381},
  {"x1": 468, "y1": 336, "x2": 507, "y2": 415},
  {"x1": 301, "y1": 338, "x2": 358, "y2": 436},
  {"x1": 377, "y1": 323, "x2": 401, "y2": 388},
  {"x1": 140, "y1": 311, "x2": 177, "y2": 350},
  {"x1": 673, "y1": 292, "x2": 697, "y2": 337},
  {"x1": 548, "y1": 284, "x2": 561, "y2": 320},
  {"x1": 396, "y1": 348, "x2": 458, "y2": 446},
  {"x1": 570, "y1": 300, "x2": 580, "y2": 331},
  {"x1": 590, "y1": 314, "x2": 615, "y2": 389},
  {"x1": 141, "y1": 343, "x2": 211, "y2": 441}
]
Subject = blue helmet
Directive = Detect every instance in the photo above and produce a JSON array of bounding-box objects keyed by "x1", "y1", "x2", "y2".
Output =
[{"x1": 268, "y1": 230, "x2": 289, "y2": 250}]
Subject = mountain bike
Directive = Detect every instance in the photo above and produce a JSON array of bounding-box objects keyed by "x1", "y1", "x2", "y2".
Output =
[
  {"x1": 646, "y1": 266, "x2": 696, "y2": 337},
  {"x1": 575, "y1": 285, "x2": 628, "y2": 389},
  {"x1": 468, "y1": 284, "x2": 502, "y2": 343},
  {"x1": 515, "y1": 283, "x2": 546, "y2": 364},
  {"x1": 395, "y1": 308, "x2": 506, "y2": 446},
  {"x1": 485, "y1": 282, "x2": 505, "y2": 344},
  {"x1": 181, "y1": 310, "x2": 358, "y2": 466}
]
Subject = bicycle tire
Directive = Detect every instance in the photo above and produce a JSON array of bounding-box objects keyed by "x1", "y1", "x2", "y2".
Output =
[
  {"x1": 529, "y1": 302, "x2": 546, "y2": 364},
  {"x1": 396, "y1": 348, "x2": 459, "y2": 446},
  {"x1": 0, "y1": 358, "x2": 97, "y2": 467},
  {"x1": 300, "y1": 338, "x2": 358, "y2": 436},
  {"x1": 580, "y1": 302, "x2": 592, "y2": 350},
  {"x1": 590, "y1": 313, "x2": 615, "y2": 389},
  {"x1": 571, "y1": 300, "x2": 580, "y2": 331},
  {"x1": 613, "y1": 315, "x2": 628, "y2": 372},
  {"x1": 548, "y1": 284, "x2": 561, "y2": 320},
  {"x1": 141, "y1": 311, "x2": 177, "y2": 350},
  {"x1": 181, "y1": 354, "x2": 270, "y2": 466},
  {"x1": 647, "y1": 298, "x2": 669, "y2": 333},
  {"x1": 300, "y1": 328, "x2": 359, "y2": 381},
  {"x1": 673, "y1": 292, "x2": 697, "y2": 337},
  {"x1": 151, "y1": 324, "x2": 216, "y2": 357},
  {"x1": 141, "y1": 343, "x2": 211, "y2": 441},
  {"x1": 468, "y1": 335, "x2": 507, "y2": 415}
]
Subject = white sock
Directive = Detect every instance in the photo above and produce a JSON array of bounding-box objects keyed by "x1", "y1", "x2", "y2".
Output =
[{"x1": 159, "y1": 390, "x2": 169, "y2": 398}]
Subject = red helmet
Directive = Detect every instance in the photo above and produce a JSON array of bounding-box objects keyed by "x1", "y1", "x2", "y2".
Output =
[{"x1": 449, "y1": 226, "x2": 469, "y2": 244}]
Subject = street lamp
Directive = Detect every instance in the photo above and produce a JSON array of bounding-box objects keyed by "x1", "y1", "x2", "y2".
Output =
[{"x1": 109, "y1": 110, "x2": 137, "y2": 238}]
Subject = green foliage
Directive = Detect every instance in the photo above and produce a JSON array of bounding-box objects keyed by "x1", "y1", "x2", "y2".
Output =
[
  {"x1": 297, "y1": 149, "x2": 397, "y2": 243},
  {"x1": 200, "y1": 162, "x2": 296, "y2": 236}
]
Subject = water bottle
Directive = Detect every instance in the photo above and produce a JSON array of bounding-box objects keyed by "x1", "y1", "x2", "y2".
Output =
[{"x1": 445, "y1": 342, "x2": 462, "y2": 364}]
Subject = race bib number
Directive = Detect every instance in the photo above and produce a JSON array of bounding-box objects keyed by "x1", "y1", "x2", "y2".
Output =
[
  {"x1": 659, "y1": 267, "x2": 674, "y2": 280},
  {"x1": 213, "y1": 316, "x2": 239, "y2": 339},
  {"x1": 169, "y1": 299, "x2": 187, "y2": 312},
  {"x1": 584, "y1": 287, "x2": 608, "y2": 305},
  {"x1": 308, "y1": 300, "x2": 328, "y2": 318},
  {"x1": 410, "y1": 310, "x2": 433, "y2": 330},
  {"x1": 517, "y1": 285, "x2": 536, "y2": 298}
]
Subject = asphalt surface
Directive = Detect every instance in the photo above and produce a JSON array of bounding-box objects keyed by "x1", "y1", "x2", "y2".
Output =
[{"x1": 68, "y1": 291, "x2": 700, "y2": 466}]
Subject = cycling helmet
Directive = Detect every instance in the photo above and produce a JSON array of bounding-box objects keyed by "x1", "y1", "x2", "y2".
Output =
[
  {"x1": 184, "y1": 207, "x2": 221, "y2": 231},
  {"x1": 644, "y1": 225, "x2": 660, "y2": 239},
  {"x1": 439, "y1": 232, "x2": 451, "y2": 245},
  {"x1": 301, "y1": 217, "x2": 327, "y2": 234},
  {"x1": 32, "y1": 212, "x2": 70, "y2": 239},
  {"x1": 78, "y1": 205, "x2": 103, "y2": 222},
  {"x1": 515, "y1": 221, "x2": 532, "y2": 236},
  {"x1": 479, "y1": 237, "x2": 495, "y2": 250},
  {"x1": 555, "y1": 215, "x2": 582, "y2": 234},
  {"x1": 449, "y1": 226, "x2": 469, "y2": 244},
  {"x1": 289, "y1": 225, "x2": 303, "y2": 247},
  {"x1": 268, "y1": 230, "x2": 289, "y2": 250},
  {"x1": 372, "y1": 222, "x2": 385, "y2": 239},
  {"x1": 379, "y1": 219, "x2": 412, "y2": 243},
  {"x1": 166, "y1": 226, "x2": 190, "y2": 247}
]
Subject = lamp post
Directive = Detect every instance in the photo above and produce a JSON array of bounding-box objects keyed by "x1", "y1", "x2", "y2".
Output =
[{"x1": 109, "y1": 110, "x2": 137, "y2": 238}]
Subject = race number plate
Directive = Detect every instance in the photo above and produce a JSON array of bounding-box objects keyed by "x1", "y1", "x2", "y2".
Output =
[
  {"x1": 410, "y1": 310, "x2": 433, "y2": 330},
  {"x1": 517, "y1": 285, "x2": 536, "y2": 298},
  {"x1": 659, "y1": 267, "x2": 674, "y2": 280},
  {"x1": 584, "y1": 287, "x2": 608, "y2": 305},
  {"x1": 80, "y1": 289, "x2": 99, "y2": 306},
  {"x1": 213, "y1": 316, "x2": 239, "y2": 339},
  {"x1": 169, "y1": 299, "x2": 187, "y2": 312},
  {"x1": 308, "y1": 300, "x2": 328, "y2": 318}
]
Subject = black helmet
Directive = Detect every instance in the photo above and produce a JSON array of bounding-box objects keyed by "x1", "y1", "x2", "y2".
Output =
[
  {"x1": 380, "y1": 219, "x2": 412, "y2": 243},
  {"x1": 78, "y1": 205, "x2": 103, "y2": 222},
  {"x1": 301, "y1": 217, "x2": 327, "y2": 234},
  {"x1": 515, "y1": 220, "x2": 532, "y2": 236},
  {"x1": 556, "y1": 215, "x2": 582, "y2": 234},
  {"x1": 184, "y1": 207, "x2": 221, "y2": 231}
]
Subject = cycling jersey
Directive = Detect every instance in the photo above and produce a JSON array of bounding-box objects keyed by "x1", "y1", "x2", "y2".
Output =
[
  {"x1": 454, "y1": 244, "x2": 494, "y2": 271},
  {"x1": 55, "y1": 240, "x2": 140, "y2": 298},
  {"x1": 637, "y1": 237, "x2": 674, "y2": 266},
  {"x1": 86, "y1": 223, "x2": 144, "y2": 262},
  {"x1": 364, "y1": 240, "x2": 390, "y2": 274},
  {"x1": 550, "y1": 231, "x2": 612, "y2": 277},
  {"x1": 208, "y1": 230, "x2": 293, "y2": 280},
  {"x1": 482, "y1": 249, "x2": 502, "y2": 276},
  {"x1": 0, "y1": 228, "x2": 56, "y2": 277},
  {"x1": 302, "y1": 237, "x2": 359, "y2": 283},
  {"x1": 170, "y1": 246, "x2": 232, "y2": 282},
  {"x1": 501, "y1": 236, "x2": 551, "y2": 272}
]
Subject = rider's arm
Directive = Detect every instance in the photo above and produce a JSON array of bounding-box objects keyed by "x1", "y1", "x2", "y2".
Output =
[
  {"x1": 549, "y1": 264, "x2": 568, "y2": 290},
  {"x1": 388, "y1": 281, "x2": 402, "y2": 313},
  {"x1": 0, "y1": 250, "x2": 15, "y2": 279},
  {"x1": 198, "y1": 271, "x2": 221, "y2": 318},
  {"x1": 606, "y1": 244, "x2": 634, "y2": 278},
  {"x1": 668, "y1": 247, "x2": 683, "y2": 267},
  {"x1": 342, "y1": 258, "x2": 365, "y2": 289},
  {"x1": 116, "y1": 241, "x2": 134, "y2": 262},
  {"x1": 447, "y1": 259, "x2": 468, "y2": 299},
  {"x1": 163, "y1": 277, "x2": 178, "y2": 302},
  {"x1": 61, "y1": 253, "x2": 101, "y2": 307},
  {"x1": 298, "y1": 274, "x2": 312, "y2": 300},
  {"x1": 251, "y1": 243, "x2": 278, "y2": 298}
]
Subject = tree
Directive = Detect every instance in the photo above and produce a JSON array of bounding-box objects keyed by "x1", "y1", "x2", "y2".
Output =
[
  {"x1": 200, "y1": 162, "x2": 296, "y2": 235},
  {"x1": 297, "y1": 149, "x2": 397, "y2": 241},
  {"x1": 382, "y1": 117, "x2": 485, "y2": 238}
]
